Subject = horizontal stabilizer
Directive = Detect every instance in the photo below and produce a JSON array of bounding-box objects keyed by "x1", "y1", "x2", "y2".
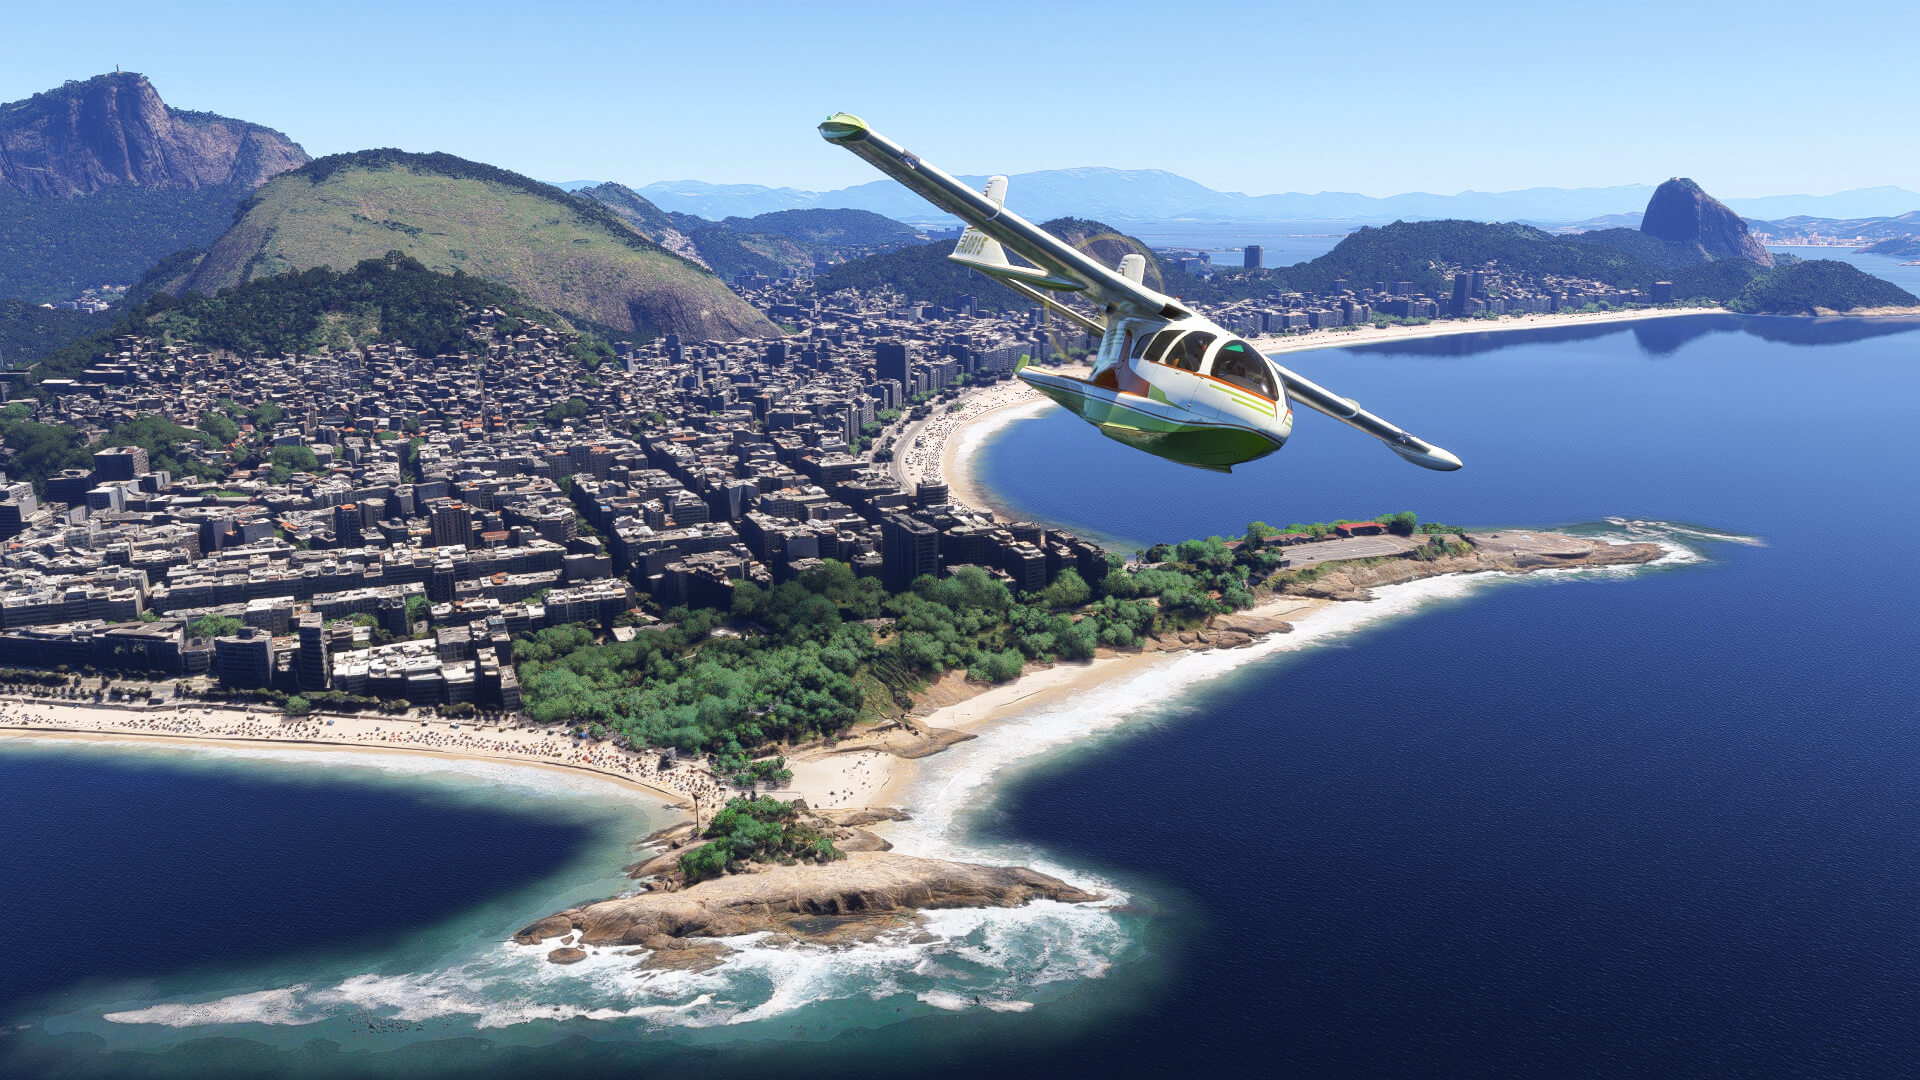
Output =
[{"x1": 950, "y1": 228, "x2": 1086, "y2": 292}]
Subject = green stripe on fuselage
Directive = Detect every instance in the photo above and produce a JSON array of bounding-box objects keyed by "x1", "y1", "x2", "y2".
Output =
[{"x1": 1025, "y1": 378, "x2": 1282, "y2": 469}]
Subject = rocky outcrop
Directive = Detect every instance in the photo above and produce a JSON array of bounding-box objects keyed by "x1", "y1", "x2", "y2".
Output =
[
  {"x1": 0, "y1": 72, "x2": 306, "y2": 198},
  {"x1": 516, "y1": 851, "x2": 1099, "y2": 949},
  {"x1": 1279, "y1": 534, "x2": 1663, "y2": 603},
  {"x1": 1640, "y1": 178, "x2": 1774, "y2": 267},
  {"x1": 621, "y1": 805, "x2": 908, "y2": 881},
  {"x1": 1141, "y1": 611, "x2": 1295, "y2": 652},
  {"x1": 546, "y1": 947, "x2": 587, "y2": 964}
]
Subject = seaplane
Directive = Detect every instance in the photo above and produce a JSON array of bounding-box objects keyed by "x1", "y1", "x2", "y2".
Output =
[{"x1": 818, "y1": 113, "x2": 1462, "y2": 473}]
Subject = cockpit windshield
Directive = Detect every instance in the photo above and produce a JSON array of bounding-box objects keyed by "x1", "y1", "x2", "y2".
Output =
[
  {"x1": 1165, "y1": 331, "x2": 1214, "y2": 372},
  {"x1": 1209, "y1": 340, "x2": 1277, "y2": 399},
  {"x1": 1139, "y1": 329, "x2": 1180, "y2": 363}
]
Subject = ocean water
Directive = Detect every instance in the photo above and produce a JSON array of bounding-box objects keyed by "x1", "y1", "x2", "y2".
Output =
[{"x1": 4, "y1": 313, "x2": 1919, "y2": 1077}]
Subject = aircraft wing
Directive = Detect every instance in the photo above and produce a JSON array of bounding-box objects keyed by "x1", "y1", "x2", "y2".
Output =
[
  {"x1": 1268, "y1": 358, "x2": 1464, "y2": 471},
  {"x1": 819, "y1": 113, "x2": 1188, "y2": 321}
]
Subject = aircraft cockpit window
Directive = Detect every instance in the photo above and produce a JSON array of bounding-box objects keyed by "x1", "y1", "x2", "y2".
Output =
[
  {"x1": 1167, "y1": 332, "x2": 1214, "y2": 372},
  {"x1": 1129, "y1": 328, "x2": 1161, "y2": 360},
  {"x1": 1141, "y1": 330, "x2": 1183, "y2": 364},
  {"x1": 1209, "y1": 341, "x2": 1277, "y2": 399}
]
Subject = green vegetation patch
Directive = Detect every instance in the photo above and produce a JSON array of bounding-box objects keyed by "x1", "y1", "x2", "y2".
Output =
[
  {"x1": 679, "y1": 797, "x2": 842, "y2": 883},
  {"x1": 0, "y1": 300, "x2": 114, "y2": 366},
  {"x1": 1728, "y1": 259, "x2": 1917, "y2": 314},
  {"x1": 0, "y1": 185, "x2": 245, "y2": 304}
]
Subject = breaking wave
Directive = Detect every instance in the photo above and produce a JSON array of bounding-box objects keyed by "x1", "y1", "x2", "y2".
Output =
[{"x1": 90, "y1": 523, "x2": 1702, "y2": 1043}]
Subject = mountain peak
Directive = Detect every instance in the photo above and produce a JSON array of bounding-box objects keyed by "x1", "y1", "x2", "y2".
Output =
[
  {"x1": 1640, "y1": 177, "x2": 1774, "y2": 267},
  {"x1": 0, "y1": 71, "x2": 307, "y2": 198}
]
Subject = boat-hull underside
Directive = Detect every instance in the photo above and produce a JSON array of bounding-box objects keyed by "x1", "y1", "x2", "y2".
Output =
[{"x1": 1018, "y1": 370, "x2": 1285, "y2": 471}]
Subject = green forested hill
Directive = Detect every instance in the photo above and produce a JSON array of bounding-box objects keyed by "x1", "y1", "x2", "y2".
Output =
[
  {"x1": 813, "y1": 217, "x2": 1155, "y2": 311},
  {"x1": 167, "y1": 150, "x2": 777, "y2": 341},
  {"x1": 0, "y1": 300, "x2": 114, "y2": 366},
  {"x1": 1728, "y1": 260, "x2": 1917, "y2": 314},
  {"x1": 578, "y1": 181, "x2": 691, "y2": 240},
  {"x1": 0, "y1": 186, "x2": 243, "y2": 302},
  {"x1": 719, "y1": 208, "x2": 918, "y2": 247},
  {"x1": 580, "y1": 185, "x2": 926, "y2": 281},
  {"x1": 34, "y1": 252, "x2": 582, "y2": 385},
  {"x1": 812, "y1": 239, "x2": 995, "y2": 308},
  {"x1": 1140, "y1": 221, "x2": 1823, "y2": 308}
]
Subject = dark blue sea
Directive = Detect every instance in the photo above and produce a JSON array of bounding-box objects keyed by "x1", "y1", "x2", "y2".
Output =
[{"x1": 4, "y1": 314, "x2": 1918, "y2": 1078}]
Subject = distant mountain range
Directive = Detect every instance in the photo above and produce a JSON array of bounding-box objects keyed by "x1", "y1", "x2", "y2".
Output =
[
  {"x1": 619, "y1": 169, "x2": 1920, "y2": 227},
  {"x1": 818, "y1": 177, "x2": 1914, "y2": 317},
  {"x1": 1746, "y1": 211, "x2": 1920, "y2": 245}
]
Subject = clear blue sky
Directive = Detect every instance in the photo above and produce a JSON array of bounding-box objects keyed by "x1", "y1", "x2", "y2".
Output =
[{"x1": 6, "y1": 0, "x2": 1915, "y2": 198}]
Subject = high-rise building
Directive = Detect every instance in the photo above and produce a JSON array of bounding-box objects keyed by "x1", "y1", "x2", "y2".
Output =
[
  {"x1": 1451, "y1": 274, "x2": 1472, "y2": 316},
  {"x1": 334, "y1": 503, "x2": 363, "y2": 548},
  {"x1": 1243, "y1": 245, "x2": 1264, "y2": 269},
  {"x1": 876, "y1": 342, "x2": 910, "y2": 391},
  {"x1": 429, "y1": 500, "x2": 472, "y2": 549},
  {"x1": 296, "y1": 613, "x2": 330, "y2": 692},
  {"x1": 214, "y1": 627, "x2": 275, "y2": 688},
  {"x1": 881, "y1": 513, "x2": 940, "y2": 593},
  {"x1": 93, "y1": 446, "x2": 148, "y2": 481}
]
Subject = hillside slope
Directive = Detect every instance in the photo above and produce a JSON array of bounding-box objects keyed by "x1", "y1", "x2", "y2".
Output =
[
  {"x1": 814, "y1": 217, "x2": 1155, "y2": 312},
  {"x1": 1727, "y1": 260, "x2": 1917, "y2": 315},
  {"x1": 0, "y1": 72, "x2": 309, "y2": 301},
  {"x1": 173, "y1": 151, "x2": 777, "y2": 341},
  {"x1": 580, "y1": 185, "x2": 927, "y2": 281},
  {"x1": 0, "y1": 72, "x2": 306, "y2": 197},
  {"x1": 0, "y1": 299, "x2": 113, "y2": 366}
]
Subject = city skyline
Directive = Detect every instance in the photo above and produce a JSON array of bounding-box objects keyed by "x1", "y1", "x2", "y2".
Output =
[{"x1": 5, "y1": 0, "x2": 1917, "y2": 200}]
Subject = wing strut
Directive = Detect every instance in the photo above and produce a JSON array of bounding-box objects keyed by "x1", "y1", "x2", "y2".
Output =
[{"x1": 1269, "y1": 358, "x2": 1463, "y2": 471}]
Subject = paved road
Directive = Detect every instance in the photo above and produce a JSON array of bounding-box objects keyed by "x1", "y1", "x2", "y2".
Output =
[
  {"x1": 883, "y1": 411, "x2": 929, "y2": 488},
  {"x1": 1277, "y1": 535, "x2": 1418, "y2": 566}
]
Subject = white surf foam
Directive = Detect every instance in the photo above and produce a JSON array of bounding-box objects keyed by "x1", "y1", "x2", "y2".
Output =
[
  {"x1": 98, "y1": 526, "x2": 1701, "y2": 1037},
  {"x1": 106, "y1": 986, "x2": 322, "y2": 1027}
]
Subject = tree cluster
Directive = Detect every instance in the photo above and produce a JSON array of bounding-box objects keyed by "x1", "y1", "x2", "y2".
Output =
[{"x1": 678, "y1": 796, "x2": 842, "y2": 884}]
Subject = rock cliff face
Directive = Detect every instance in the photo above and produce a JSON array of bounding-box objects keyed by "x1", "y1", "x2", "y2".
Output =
[
  {"x1": 1639, "y1": 178, "x2": 1774, "y2": 267},
  {"x1": 515, "y1": 851, "x2": 1099, "y2": 952},
  {"x1": 0, "y1": 72, "x2": 307, "y2": 198}
]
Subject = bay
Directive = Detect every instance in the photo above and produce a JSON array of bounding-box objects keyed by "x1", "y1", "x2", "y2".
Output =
[{"x1": 4, "y1": 314, "x2": 1917, "y2": 1078}]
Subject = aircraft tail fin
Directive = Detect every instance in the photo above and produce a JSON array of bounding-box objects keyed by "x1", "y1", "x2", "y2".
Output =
[{"x1": 947, "y1": 175, "x2": 1084, "y2": 292}]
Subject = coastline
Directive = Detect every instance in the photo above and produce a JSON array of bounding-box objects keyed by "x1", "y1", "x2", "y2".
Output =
[
  {"x1": 1247, "y1": 303, "x2": 1720, "y2": 356},
  {"x1": 0, "y1": 702, "x2": 707, "y2": 815},
  {"x1": 782, "y1": 532, "x2": 1672, "y2": 825},
  {"x1": 932, "y1": 306, "x2": 1723, "y2": 522}
]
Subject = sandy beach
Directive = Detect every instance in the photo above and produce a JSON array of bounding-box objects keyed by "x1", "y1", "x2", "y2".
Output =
[
  {"x1": 780, "y1": 591, "x2": 1329, "y2": 813},
  {"x1": 0, "y1": 299, "x2": 1703, "y2": 871},
  {"x1": 932, "y1": 306, "x2": 1723, "y2": 520},
  {"x1": 1247, "y1": 303, "x2": 1720, "y2": 356},
  {"x1": 0, "y1": 699, "x2": 719, "y2": 814}
]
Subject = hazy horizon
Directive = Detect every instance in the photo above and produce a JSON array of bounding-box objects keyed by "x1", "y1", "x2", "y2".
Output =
[{"x1": 6, "y1": 0, "x2": 1915, "y2": 200}]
